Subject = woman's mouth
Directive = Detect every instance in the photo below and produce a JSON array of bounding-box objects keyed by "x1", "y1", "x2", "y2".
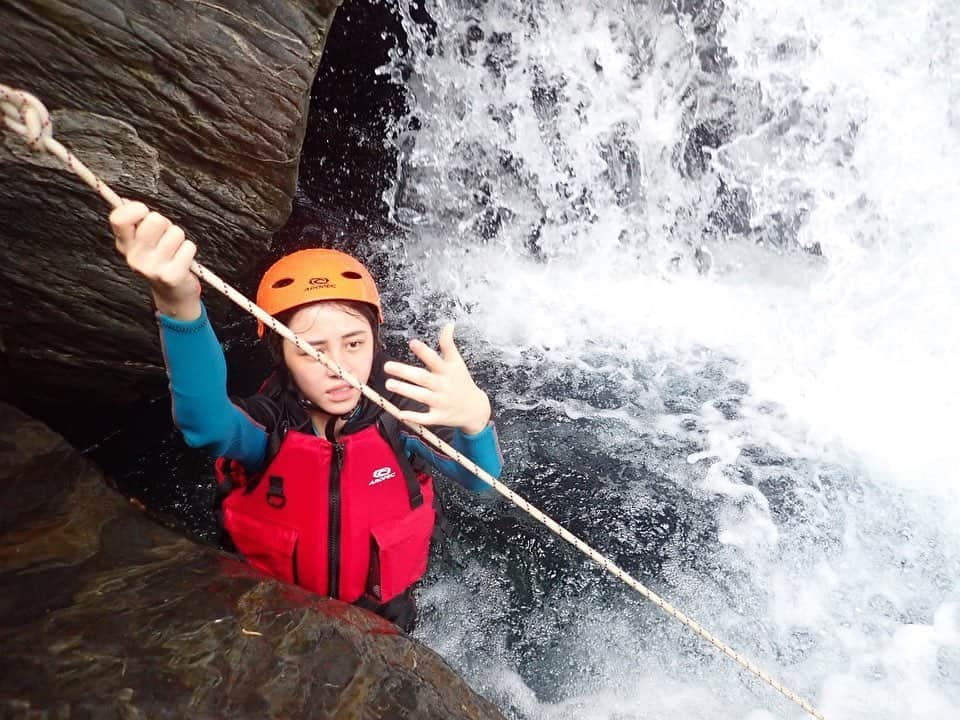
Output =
[{"x1": 326, "y1": 384, "x2": 356, "y2": 402}]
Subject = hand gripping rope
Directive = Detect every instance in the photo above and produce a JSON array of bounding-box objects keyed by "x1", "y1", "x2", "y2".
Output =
[{"x1": 0, "y1": 84, "x2": 825, "y2": 720}]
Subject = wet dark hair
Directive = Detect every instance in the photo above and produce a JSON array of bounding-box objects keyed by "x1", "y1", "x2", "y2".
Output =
[{"x1": 265, "y1": 300, "x2": 380, "y2": 366}]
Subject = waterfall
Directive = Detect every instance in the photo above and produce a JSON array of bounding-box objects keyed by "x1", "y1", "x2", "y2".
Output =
[{"x1": 373, "y1": 1, "x2": 960, "y2": 717}]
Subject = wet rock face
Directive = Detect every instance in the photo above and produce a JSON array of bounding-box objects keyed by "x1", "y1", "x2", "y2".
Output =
[
  {"x1": 0, "y1": 0, "x2": 341, "y2": 417},
  {"x1": 0, "y1": 401, "x2": 505, "y2": 719}
]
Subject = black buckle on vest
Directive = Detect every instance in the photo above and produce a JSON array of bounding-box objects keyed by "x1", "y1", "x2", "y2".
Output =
[
  {"x1": 266, "y1": 475, "x2": 286, "y2": 508},
  {"x1": 402, "y1": 465, "x2": 424, "y2": 509}
]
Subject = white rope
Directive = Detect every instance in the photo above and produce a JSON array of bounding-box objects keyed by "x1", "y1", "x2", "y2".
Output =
[{"x1": 0, "y1": 84, "x2": 825, "y2": 720}]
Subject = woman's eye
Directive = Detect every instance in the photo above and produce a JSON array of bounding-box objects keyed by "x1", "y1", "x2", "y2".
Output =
[{"x1": 348, "y1": 340, "x2": 363, "y2": 350}]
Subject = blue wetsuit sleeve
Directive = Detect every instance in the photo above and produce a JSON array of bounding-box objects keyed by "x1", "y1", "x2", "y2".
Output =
[
  {"x1": 401, "y1": 423, "x2": 504, "y2": 493},
  {"x1": 157, "y1": 303, "x2": 268, "y2": 471}
]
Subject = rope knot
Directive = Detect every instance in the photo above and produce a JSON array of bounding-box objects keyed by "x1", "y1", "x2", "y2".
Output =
[{"x1": 0, "y1": 86, "x2": 52, "y2": 151}]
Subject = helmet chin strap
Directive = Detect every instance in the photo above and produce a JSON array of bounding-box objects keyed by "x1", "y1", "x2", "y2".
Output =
[
  {"x1": 294, "y1": 388, "x2": 361, "y2": 442},
  {"x1": 296, "y1": 393, "x2": 361, "y2": 419}
]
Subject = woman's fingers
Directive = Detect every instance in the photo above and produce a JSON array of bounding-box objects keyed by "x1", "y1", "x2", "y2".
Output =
[
  {"x1": 169, "y1": 238, "x2": 197, "y2": 277},
  {"x1": 408, "y1": 338, "x2": 445, "y2": 371},
  {"x1": 110, "y1": 204, "x2": 170, "y2": 265},
  {"x1": 437, "y1": 322, "x2": 462, "y2": 360},
  {"x1": 386, "y1": 322, "x2": 489, "y2": 432},
  {"x1": 385, "y1": 377, "x2": 434, "y2": 405},
  {"x1": 400, "y1": 324, "x2": 463, "y2": 377},
  {"x1": 162, "y1": 235, "x2": 197, "y2": 289},
  {"x1": 397, "y1": 409, "x2": 437, "y2": 428},
  {"x1": 126, "y1": 221, "x2": 179, "y2": 278},
  {"x1": 153, "y1": 224, "x2": 185, "y2": 267},
  {"x1": 111, "y1": 204, "x2": 196, "y2": 293},
  {"x1": 137, "y1": 211, "x2": 170, "y2": 250},
  {"x1": 110, "y1": 201, "x2": 149, "y2": 252},
  {"x1": 108, "y1": 202, "x2": 202, "y2": 319},
  {"x1": 384, "y1": 360, "x2": 437, "y2": 389}
]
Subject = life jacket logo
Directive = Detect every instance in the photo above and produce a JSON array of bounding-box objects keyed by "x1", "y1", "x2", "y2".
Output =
[
  {"x1": 307, "y1": 277, "x2": 334, "y2": 289},
  {"x1": 369, "y1": 466, "x2": 396, "y2": 485}
]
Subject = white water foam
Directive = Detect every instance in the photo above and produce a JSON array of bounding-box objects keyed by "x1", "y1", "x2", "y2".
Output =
[{"x1": 380, "y1": 1, "x2": 960, "y2": 717}]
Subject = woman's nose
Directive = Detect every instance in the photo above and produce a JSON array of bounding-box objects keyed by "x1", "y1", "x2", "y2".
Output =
[{"x1": 323, "y1": 348, "x2": 345, "y2": 376}]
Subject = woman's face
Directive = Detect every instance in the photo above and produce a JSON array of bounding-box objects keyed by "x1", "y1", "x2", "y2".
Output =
[{"x1": 282, "y1": 302, "x2": 375, "y2": 417}]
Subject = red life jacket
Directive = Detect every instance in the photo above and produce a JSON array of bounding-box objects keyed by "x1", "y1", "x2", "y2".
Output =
[{"x1": 215, "y1": 423, "x2": 435, "y2": 604}]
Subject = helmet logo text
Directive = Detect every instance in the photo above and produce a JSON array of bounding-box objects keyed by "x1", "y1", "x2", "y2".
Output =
[{"x1": 307, "y1": 277, "x2": 335, "y2": 289}]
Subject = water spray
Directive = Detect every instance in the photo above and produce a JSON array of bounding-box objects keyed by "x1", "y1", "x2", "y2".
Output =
[{"x1": 1, "y1": 84, "x2": 826, "y2": 719}]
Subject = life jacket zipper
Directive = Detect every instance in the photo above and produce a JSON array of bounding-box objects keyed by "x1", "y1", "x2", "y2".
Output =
[{"x1": 328, "y1": 441, "x2": 343, "y2": 599}]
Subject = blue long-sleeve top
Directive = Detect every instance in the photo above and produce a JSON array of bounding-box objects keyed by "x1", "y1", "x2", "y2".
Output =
[{"x1": 157, "y1": 304, "x2": 503, "y2": 491}]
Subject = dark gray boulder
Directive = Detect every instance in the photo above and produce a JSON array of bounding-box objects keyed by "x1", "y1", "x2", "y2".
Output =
[
  {"x1": 0, "y1": 0, "x2": 340, "y2": 414},
  {"x1": 0, "y1": 400, "x2": 506, "y2": 719}
]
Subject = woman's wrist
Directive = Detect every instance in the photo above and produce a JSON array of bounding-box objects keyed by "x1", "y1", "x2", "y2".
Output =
[
  {"x1": 460, "y1": 390, "x2": 492, "y2": 435},
  {"x1": 152, "y1": 288, "x2": 202, "y2": 321}
]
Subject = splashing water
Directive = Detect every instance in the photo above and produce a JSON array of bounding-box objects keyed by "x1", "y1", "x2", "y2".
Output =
[{"x1": 373, "y1": 1, "x2": 960, "y2": 718}]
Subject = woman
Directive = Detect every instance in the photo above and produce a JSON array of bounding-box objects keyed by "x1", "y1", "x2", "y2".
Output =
[{"x1": 111, "y1": 202, "x2": 503, "y2": 631}]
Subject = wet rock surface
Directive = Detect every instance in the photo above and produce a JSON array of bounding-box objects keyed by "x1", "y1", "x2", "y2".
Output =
[
  {"x1": 0, "y1": 401, "x2": 505, "y2": 720},
  {"x1": 0, "y1": 0, "x2": 341, "y2": 415}
]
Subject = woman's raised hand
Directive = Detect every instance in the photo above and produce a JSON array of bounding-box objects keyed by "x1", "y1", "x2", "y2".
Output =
[
  {"x1": 110, "y1": 202, "x2": 201, "y2": 320},
  {"x1": 384, "y1": 322, "x2": 492, "y2": 435}
]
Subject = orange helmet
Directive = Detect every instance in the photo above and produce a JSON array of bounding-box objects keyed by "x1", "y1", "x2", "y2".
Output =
[{"x1": 255, "y1": 248, "x2": 383, "y2": 338}]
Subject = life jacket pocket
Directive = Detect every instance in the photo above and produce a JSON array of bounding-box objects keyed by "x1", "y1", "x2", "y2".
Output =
[
  {"x1": 223, "y1": 506, "x2": 299, "y2": 585},
  {"x1": 368, "y1": 504, "x2": 436, "y2": 603}
]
